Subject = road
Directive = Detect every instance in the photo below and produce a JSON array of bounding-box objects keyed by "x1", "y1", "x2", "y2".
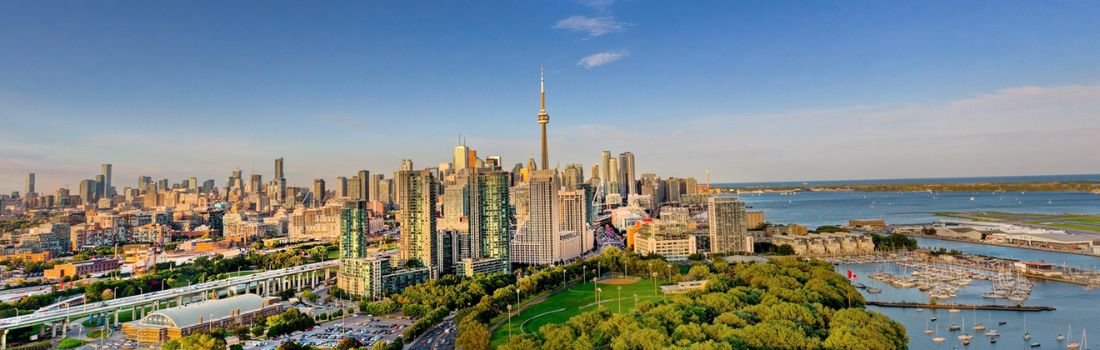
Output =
[{"x1": 406, "y1": 314, "x2": 455, "y2": 350}]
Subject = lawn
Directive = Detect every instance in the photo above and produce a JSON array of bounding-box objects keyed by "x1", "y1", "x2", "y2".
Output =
[
  {"x1": 489, "y1": 277, "x2": 668, "y2": 347},
  {"x1": 1050, "y1": 223, "x2": 1100, "y2": 233}
]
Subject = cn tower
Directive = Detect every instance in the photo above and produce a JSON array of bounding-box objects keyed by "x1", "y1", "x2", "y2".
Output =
[{"x1": 537, "y1": 67, "x2": 550, "y2": 170}]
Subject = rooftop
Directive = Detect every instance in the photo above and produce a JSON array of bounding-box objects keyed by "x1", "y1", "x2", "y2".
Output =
[{"x1": 137, "y1": 293, "x2": 269, "y2": 329}]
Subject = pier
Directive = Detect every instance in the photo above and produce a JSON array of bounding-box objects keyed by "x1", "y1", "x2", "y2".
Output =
[{"x1": 867, "y1": 301, "x2": 1055, "y2": 311}]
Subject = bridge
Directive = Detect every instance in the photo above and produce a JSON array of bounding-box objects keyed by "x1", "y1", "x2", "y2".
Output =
[{"x1": 0, "y1": 259, "x2": 340, "y2": 349}]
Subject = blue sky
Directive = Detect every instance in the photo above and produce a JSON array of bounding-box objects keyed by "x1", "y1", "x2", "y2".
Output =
[{"x1": 2, "y1": 0, "x2": 1100, "y2": 192}]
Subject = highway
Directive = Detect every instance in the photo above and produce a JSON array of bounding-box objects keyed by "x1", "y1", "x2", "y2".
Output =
[{"x1": 0, "y1": 259, "x2": 339, "y2": 336}]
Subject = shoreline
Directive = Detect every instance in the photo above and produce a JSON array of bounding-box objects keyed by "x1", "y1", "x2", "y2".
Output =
[{"x1": 895, "y1": 232, "x2": 1100, "y2": 259}]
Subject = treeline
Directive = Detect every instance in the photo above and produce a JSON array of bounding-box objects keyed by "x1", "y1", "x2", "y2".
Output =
[
  {"x1": 870, "y1": 233, "x2": 918, "y2": 251},
  {"x1": 490, "y1": 259, "x2": 907, "y2": 350}
]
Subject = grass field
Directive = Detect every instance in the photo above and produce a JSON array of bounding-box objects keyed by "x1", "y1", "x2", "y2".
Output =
[
  {"x1": 937, "y1": 211, "x2": 1100, "y2": 233},
  {"x1": 489, "y1": 277, "x2": 668, "y2": 347}
]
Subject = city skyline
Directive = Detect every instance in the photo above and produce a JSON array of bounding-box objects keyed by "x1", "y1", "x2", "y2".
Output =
[{"x1": 4, "y1": 1, "x2": 1100, "y2": 192}]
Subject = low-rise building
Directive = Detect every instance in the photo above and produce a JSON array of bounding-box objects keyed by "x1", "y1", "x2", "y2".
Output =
[
  {"x1": 44, "y1": 258, "x2": 120, "y2": 280},
  {"x1": 771, "y1": 232, "x2": 874, "y2": 257},
  {"x1": 122, "y1": 294, "x2": 283, "y2": 344},
  {"x1": 633, "y1": 219, "x2": 697, "y2": 261}
]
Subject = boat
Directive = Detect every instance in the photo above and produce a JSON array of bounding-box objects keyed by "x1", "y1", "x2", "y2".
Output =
[
  {"x1": 949, "y1": 308, "x2": 961, "y2": 313},
  {"x1": 924, "y1": 318, "x2": 933, "y2": 335},
  {"x1": 950, "y1": 324, "x2": 961, "y2": 331},
  {"x1": 866, "y1": 287, "x2": 882, "y2": 294},
  {"x1": 972, "y1": 308, "x2": 985, "y2": 331},
  {"x1": 932, "y1": 324, "x2": 945, "y2": 343},
  {"x1": 1025, "y1": 316, "x2": 1032, "y2": 341},
  {"x1": 1031, "y1": 342, "x2": 1041, "y2": 347},
  {"x1": 985, "y1": 329, "x2": 1000, "y2": 337},
  {"x1": 931, "y1": 316, "x2": 937, "y2": 322},
  {"x1": 958, "y1": 318, "x2": 973, "y2": 343},
  {"x1": 999, "y1": 321, "x2": 1007, "y2": 326}
]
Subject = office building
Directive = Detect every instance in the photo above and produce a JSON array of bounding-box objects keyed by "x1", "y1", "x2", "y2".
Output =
[
  {"x1": 312, "y1": 179, "x2": 326, "y2": 207},
  {"x1": 26, "y1": 173, "x2": 35, "y2": 195},
  {"x1": 336, "y1": 176, "x2": 349, "y2": 197},
  {"x1": 274, "y1": 157, "x2": 285, "y2": 180},
  {"x1": 101, "y1": 163, "x2": 113, "y2": 197},
  {"x1": 369, "y1": 174, "x2": 383, "y2": 201},
  {"x1": 599, "y1": 151, "x2": 611, "y2": 192},
  {"x1": 618, "y1": 152, "x2": 635, "y2": 197},
  {"x1": 357, "y1": 170, "x2": 369, "y2": 201},
  {"x1": 708, "y1": 196, "x2": 752, "y2": 254}
]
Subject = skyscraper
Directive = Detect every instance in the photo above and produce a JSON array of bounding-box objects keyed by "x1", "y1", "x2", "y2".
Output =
[
  {"x1": 25, "y1": 173, "x2": 35, "y2": 195},
  {"x1": 537, "y1": 67, "x2": 550, "y2": 170},
  {"x1": 275, "y1": 157, "x2": 285, "y2": 180},
  {"x1": 466, "y1": 170, "x2": 511, "y2": 273},
  {"x1": 356, "y1": 170, "x2": 369, "y2": 201},
  {"x1": 562, "y1": 164, "x2": 584, "y2": 190},
  {"x1": 512, "y1": 170, "x2": 560, "y2": 264},
  {"x1": 708, "y1": 195, "x2": 751, "y2": 254},
  {"x1": 101, "y1": 164, "x2": 113, "y2": 197},
  {"x1": 312, "y1": 179, "x2": 326, "y2": 207},
  {"x1": 607, "y1": 157, "x2": 619, "y2": 197},
  {"x1": 369, "y1": 174, "x2": 383, "y2": 201},
  {"x1": 337, "y1": 176, "x2": 349, "y2": 197},
  {"x1": 618, "y1": 152, "x2": 635, "y2": 197},
  {"x1": 339, "y1": 200, "x2": 369, "y2": 259},
  {"x1": 188, "y1": 177, "x2": 198, "y2": 191},
  {"x1": 398, "y1": 169, "x2": 439, "y2": 277},
  {"x1": 599, "y1": 151, "x2": 611, "y2": 192},
  {"x1": 453, "y1": 143, "x2": 469, "y2": 171},
  {"x1": 400, "y1": 159, "x2": 414, "y2": 171},
  {"x1": 249, "y1": 174, "x2": 263, "y2": 193},
  {"x1": 79, "y1": 179, "x2": 97, "y2": 205}
]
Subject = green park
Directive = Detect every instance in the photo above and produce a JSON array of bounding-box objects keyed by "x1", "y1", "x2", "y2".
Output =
[{"x1": 489, "y1": 276, "x2": 669, "y2": 347}]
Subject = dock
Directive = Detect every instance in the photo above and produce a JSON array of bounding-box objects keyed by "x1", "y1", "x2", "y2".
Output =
[{"x1": 866, "y1": 301, "x2": 1055, "y2": 312}]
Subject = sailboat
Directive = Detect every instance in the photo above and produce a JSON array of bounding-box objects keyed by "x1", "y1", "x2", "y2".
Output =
[
  {"x1": 972, "y1": 307, "x2": 985, "y2": 331},
  {"x1": 958, "y1": 317, "x2": 974, "y2": 343},
  {"x1": 1025, "y1": 315, "x2": 1032, "y2": 341},
  {"x1": 983, "y1": 312, "x2": 999, "y2": 337},
  {"x1": 932, "y1": 325, "x2": 946, "y2": 343},
  {"x1": 924, "y1": 317, "x2": 933, "y2": 335}
]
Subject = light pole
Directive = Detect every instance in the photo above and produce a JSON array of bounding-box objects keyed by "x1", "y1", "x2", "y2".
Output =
[
  {"x1": 507, "y1": 304, "x2": 513, "y2": 338},
  {"x1": 652, "y1": 272, "x2": 658, "y2": 296},
  {"x1": 617, "y1": 286, "x2": 622, "y2": 313}
]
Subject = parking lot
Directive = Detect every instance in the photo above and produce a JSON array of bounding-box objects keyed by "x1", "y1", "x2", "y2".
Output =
[{"x1": 242, "y1": 314, "x2": 413, "y2": 350}]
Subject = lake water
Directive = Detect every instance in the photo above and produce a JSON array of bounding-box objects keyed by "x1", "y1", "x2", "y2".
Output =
[
  {"x1": 738, "y1": 184, "x2": 1100, "y2": 349},
  {"x1": 738, "y1": 191, "x2": 1100, "y2": 229}
]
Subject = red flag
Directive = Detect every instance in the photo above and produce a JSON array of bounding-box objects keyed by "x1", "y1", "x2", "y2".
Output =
[{"x1": 847, "y1": 269, "x2": 857, "y2": 279}]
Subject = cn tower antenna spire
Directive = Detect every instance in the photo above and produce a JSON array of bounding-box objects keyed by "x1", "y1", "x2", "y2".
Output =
[{"x1": 537, "y1": 66, "x2": 550, "y2": 170}]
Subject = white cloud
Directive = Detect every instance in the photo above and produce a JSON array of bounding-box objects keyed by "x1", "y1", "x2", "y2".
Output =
[
  {"x1": 579, "y1": 0, "x2": 616, "y2": 11},
  {"x1": 554, "y1": 16, "x2": 626, "y2": 37},
  {"x1": 578, "y1": 50, "x2": 629, "y2": 68}
]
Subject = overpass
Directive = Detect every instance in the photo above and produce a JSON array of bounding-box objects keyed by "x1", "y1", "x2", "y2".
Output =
[{"x1": 0, "y1": 260, "x2": 340, "y2": 349}]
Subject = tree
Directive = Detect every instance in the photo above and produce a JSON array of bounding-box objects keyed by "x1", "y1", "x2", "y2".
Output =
[
  {"x1": 100, "y1": 288, "x2": 114, "y2": 300},
  {"x1": 456, "y1": 319, "x2": 490, "y2": 350},
  {"x1": 301, "y1": 289, "x2": 319, "y2": 303},
  {"x1": 162, "y1": 333, "x2": 226, "y2": 350},
  {"x1": 336, "y1": 336, "x2": 363, "y2": 350}
]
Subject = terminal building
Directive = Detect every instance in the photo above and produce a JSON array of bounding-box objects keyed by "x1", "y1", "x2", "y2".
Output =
[{"x1": 122, "y1": 294, "x2": 283, "y2": 343}]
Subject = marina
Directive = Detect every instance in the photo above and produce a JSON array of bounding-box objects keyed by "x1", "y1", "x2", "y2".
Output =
[{"x1": 831, "y1": 241, "x2": 1097, "y2": 349}]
